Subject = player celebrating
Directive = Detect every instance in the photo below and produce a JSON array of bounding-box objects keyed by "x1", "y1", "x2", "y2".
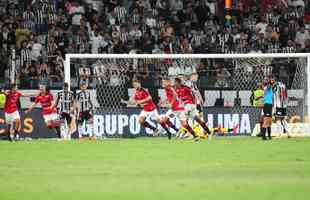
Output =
[
  {"x1": 26, "y1": 84, "x2": 62, "y2": 138},
  {"x1": 161, "y1": 78, "x2": 199, "y2": 140},
  {"x1": 174, "y1": 78, "x2": 212, "y2": 140},
  {"x1": 54, "y1": 82, "x2": 76, "y2": 140},
  {"x1": 129, "y1": 79, "x2": 173, "y2": 138},
  {"x1": 76, "y1": 83, "x2": 94, "y2": 140},
  {"x1": 4, "y1": 84, "x2": 32, "y2": 141}
]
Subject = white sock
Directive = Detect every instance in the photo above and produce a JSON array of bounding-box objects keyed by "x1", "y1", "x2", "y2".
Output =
[{"x1": 78, "y1": 124, "x2": 84, "y2": 138}]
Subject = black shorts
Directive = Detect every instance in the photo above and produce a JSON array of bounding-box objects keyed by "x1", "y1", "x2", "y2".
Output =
[
  {"x1": 263, "y1": 104, "x2": 273, "y2": 117},
  {"x1": 78, "y1": 111, "x2": 92, "y2": 123},
  {"x1": 60, "y1": 112, "x2": 72, "y2": 125},
  {"x1": 275, "y1": 107, "x2": 287, "y2": 117}
]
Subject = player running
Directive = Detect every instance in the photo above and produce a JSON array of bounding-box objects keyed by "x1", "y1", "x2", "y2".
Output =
[
  {"x1": 54, "y1": 82, "x2": 76, "y2": 140},
  {"x1": 126, "y1": 79, "x2": 174, "y2": 138},
  {"x1": 76, "y1": 83, "x2": 95, "y2": 140},
  {"x1": 174, "y1": 78, "x2": 212, "y2": 140},
  {"x1": 4, "y1": 84, "x2": 33, "y2": 141},
  {"x1": 26, "y1": 84, "x2": 62, "y2": 138},
  {"x1": 161, "y1": 78, "x2": 199, "y2": 140}
]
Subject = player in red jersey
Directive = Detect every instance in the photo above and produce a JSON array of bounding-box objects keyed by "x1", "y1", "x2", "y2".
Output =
[
  {"x1": 127, "y1": 79, "x2": 173, "y2": 138},
  {"x1": 26, "y1": 84, "x2": 62, "y2": 138},
  {"x1": 174, "y1": 78, "x2": 212, "y2": 140},
  {"x1": 4, "y1": 84, "x2": 33, "y2": 141},
  {"x1": 161, "y1": 78, "x2": 200, "y2": 140}
]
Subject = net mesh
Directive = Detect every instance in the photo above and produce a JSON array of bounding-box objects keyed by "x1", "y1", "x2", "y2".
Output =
[{"x1": 69, "y1": 56, "x2": 308, "y2": 131}]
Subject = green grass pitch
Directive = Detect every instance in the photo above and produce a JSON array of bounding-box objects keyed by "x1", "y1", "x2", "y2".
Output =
[{"x1": 0, "y1": 137, "x2": 309, "y2": 200}]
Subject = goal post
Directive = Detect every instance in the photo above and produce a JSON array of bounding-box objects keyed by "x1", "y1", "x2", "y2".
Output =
[{"x1": 64, "y1": 53, "x2": 310, "y2": 137}]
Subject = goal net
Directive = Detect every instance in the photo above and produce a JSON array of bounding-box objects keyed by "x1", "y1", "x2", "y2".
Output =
[{"x1": 65, "y1": 53, "x2": 310, "y2": 137}]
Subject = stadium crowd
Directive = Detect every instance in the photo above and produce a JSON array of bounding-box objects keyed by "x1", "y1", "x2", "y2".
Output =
[{"x1": 0, "y1": 0, "x2": 309, "y2": 89}]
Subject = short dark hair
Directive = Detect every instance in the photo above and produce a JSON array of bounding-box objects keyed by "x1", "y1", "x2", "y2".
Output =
[
  {"x1": 10, "y1": 83, "x2": 17, "y2": 89},
  {"x1": 132, "y1": 78, "x2": 141, "y2": 83},
  {"x1": 175, "y1": 78, "x2": 182, "y2": 84},
  {"x1": 63, "y1": 82, "x2": 69, "y2": 88}
]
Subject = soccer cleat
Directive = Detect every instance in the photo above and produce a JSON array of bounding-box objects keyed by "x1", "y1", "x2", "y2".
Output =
[
  {"x1": 153, "y1": 129, "x2": 160, "y2": 137},
  {"x1": 90, "y1": 135, "x2": 97, "y2": 141},
  {"x1": 232, "y1": 124, "x2": 239, "y2": 135},
  {"x1": 193, "y1": 136, "x2": 200, "y2": 142},
  {"x1": 207, "y1": 132, "x2": 213, "y2": 141}
]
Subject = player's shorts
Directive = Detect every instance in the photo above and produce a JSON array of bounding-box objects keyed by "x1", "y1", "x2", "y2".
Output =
[
  {"x1": 139, "y1": 109, "x2": 160, "y2": 120},
  {"x1": 78, "y1": 111, "x2": 92, "y2": 123},
  {"x1": 263, "y1": 104, "x2": 273, "y2": 117},
  {"x1": 275, "y1": 107, "x2": 287, "y2": 117},
  {"x1": 5, "y1": 111, "x2": 20, "y2": 125},
  {"x1": 184, "y1": 104, "x2": 199, "y2": 118},
  {"x1": 43, "y1": 113, "x2": 59, "y2": 123},
  {"x1": 60, "y1": 112, "x2": 73, "y2": 125},
  {"x1": 165, "y1": 109, "x2": 187, "y2": 121}
]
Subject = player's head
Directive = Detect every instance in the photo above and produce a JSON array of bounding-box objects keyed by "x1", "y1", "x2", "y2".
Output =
[
  {"x1": 80, "y1": 83, "x2": 87, "y2": 91},
  {"x1": 269, "y1": 77, "x2": 276, "y2": 86},
  {"x1": 190, "y1": 72, "x2": 199, "y2": 82},
  {"x1": 161, "y1": 77, "x2": 171, "y2": 88},
  {"x1": 63, "y1": 82, "x2": 69, "y2": 92},
  {"x1": 10, "y1": 83, "x2": 17, "y2": 91},
  {"x1": 174, "y1": 78, "x2": 183, "y2": 87},
  {"x1": 132, "y1": 79, "x2": 141, "y2": 89},
  {"x1": 39, "y1": 84, "x2": 49, "y2": 94}
]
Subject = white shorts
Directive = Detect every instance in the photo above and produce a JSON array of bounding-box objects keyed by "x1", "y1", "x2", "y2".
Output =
[
  {"x1": 139, "y1": 109, "x2": 160, "y2": 120},
  {"x1": 5, "y1": 111, "x2": 20, "y2": 125},
  {"x1": 166, "y1": 109, "x2": 187, "y2": 121},
  {"x1": 184, "y1": 104, "x2": 199, "y2": 119},
  {"x1": 43, "y1": 113, "x2": 59, "y2": 123}
]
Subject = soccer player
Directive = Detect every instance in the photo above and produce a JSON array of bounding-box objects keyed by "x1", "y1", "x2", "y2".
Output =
[
  {"x1": 76, "y1": 83, "x2": 94, "y2": 140},
  {"x1": 261, "y1": 78, "x2": 275, "y2": 140},
  {"x1": 54, "y1": 82, "x2": 76, "y2": 140},
  {"x1": 273, "y1": 80, "x2": 289, "y2": 137},
  {"x1": 161, "y1": 78, "x2": 199, "y2": 140},
  {"x1": 26, "y1": 84, "x2": 61, "y2": 138},
  {"x1": 4, "y1": 84, "x2": 33, "y2": 141},
  {"x1": 174, "y1": 78, "x2": 212, "y2": 140},
  {"x1": 129, "y1": 79, "x2": 172, "y2": 138}
]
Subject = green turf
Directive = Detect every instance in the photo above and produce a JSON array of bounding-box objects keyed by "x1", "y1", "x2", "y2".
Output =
[{"x1": 0, "y1": 137, "x2": 310, "y2": 200}]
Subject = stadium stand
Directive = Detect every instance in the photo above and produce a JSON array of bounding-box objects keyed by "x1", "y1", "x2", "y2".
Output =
[{"x1": 0, "y1": 0, "x2": 309, "y2": 89}]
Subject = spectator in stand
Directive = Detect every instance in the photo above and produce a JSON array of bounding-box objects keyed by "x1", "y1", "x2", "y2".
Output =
[
  {"x1": 295, "y1": 26, "x2": 310, "y2": 49},
  {"x1": 215, "y1": 64, "x2": 231, "y2": 88}
]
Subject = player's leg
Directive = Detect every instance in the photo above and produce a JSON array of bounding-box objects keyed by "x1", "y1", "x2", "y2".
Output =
[
  {"x1": 12, "y1": 111, "x2": 21, "y2": 140},
  {"x1": 180, "y1": 119, "x2": 199, "y2": 141},
  {"x1": 262, "y1": 104, "x2": 272, "y2": 140},
  {"x1": 85, "y1": 111, "x2": 95, "y2": 140},
  {"x1": 77, "y1": 112, "x2": 87, "y2": 139},
  {"x1": 138, "y1": 110, "x2": 158, "y2": 134},
  {"x1": 59, "y1": 113, "x2": 70, "y2": 140},
  {"x1": 45, "y1": 113, "x2": 62, "y2": 138},
  {"x1": 193, "y1": 112, "x2": 211, "y2": 139},
  {"x1": 152, "y1": 110, "x2": 173, "y2": 139}
]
